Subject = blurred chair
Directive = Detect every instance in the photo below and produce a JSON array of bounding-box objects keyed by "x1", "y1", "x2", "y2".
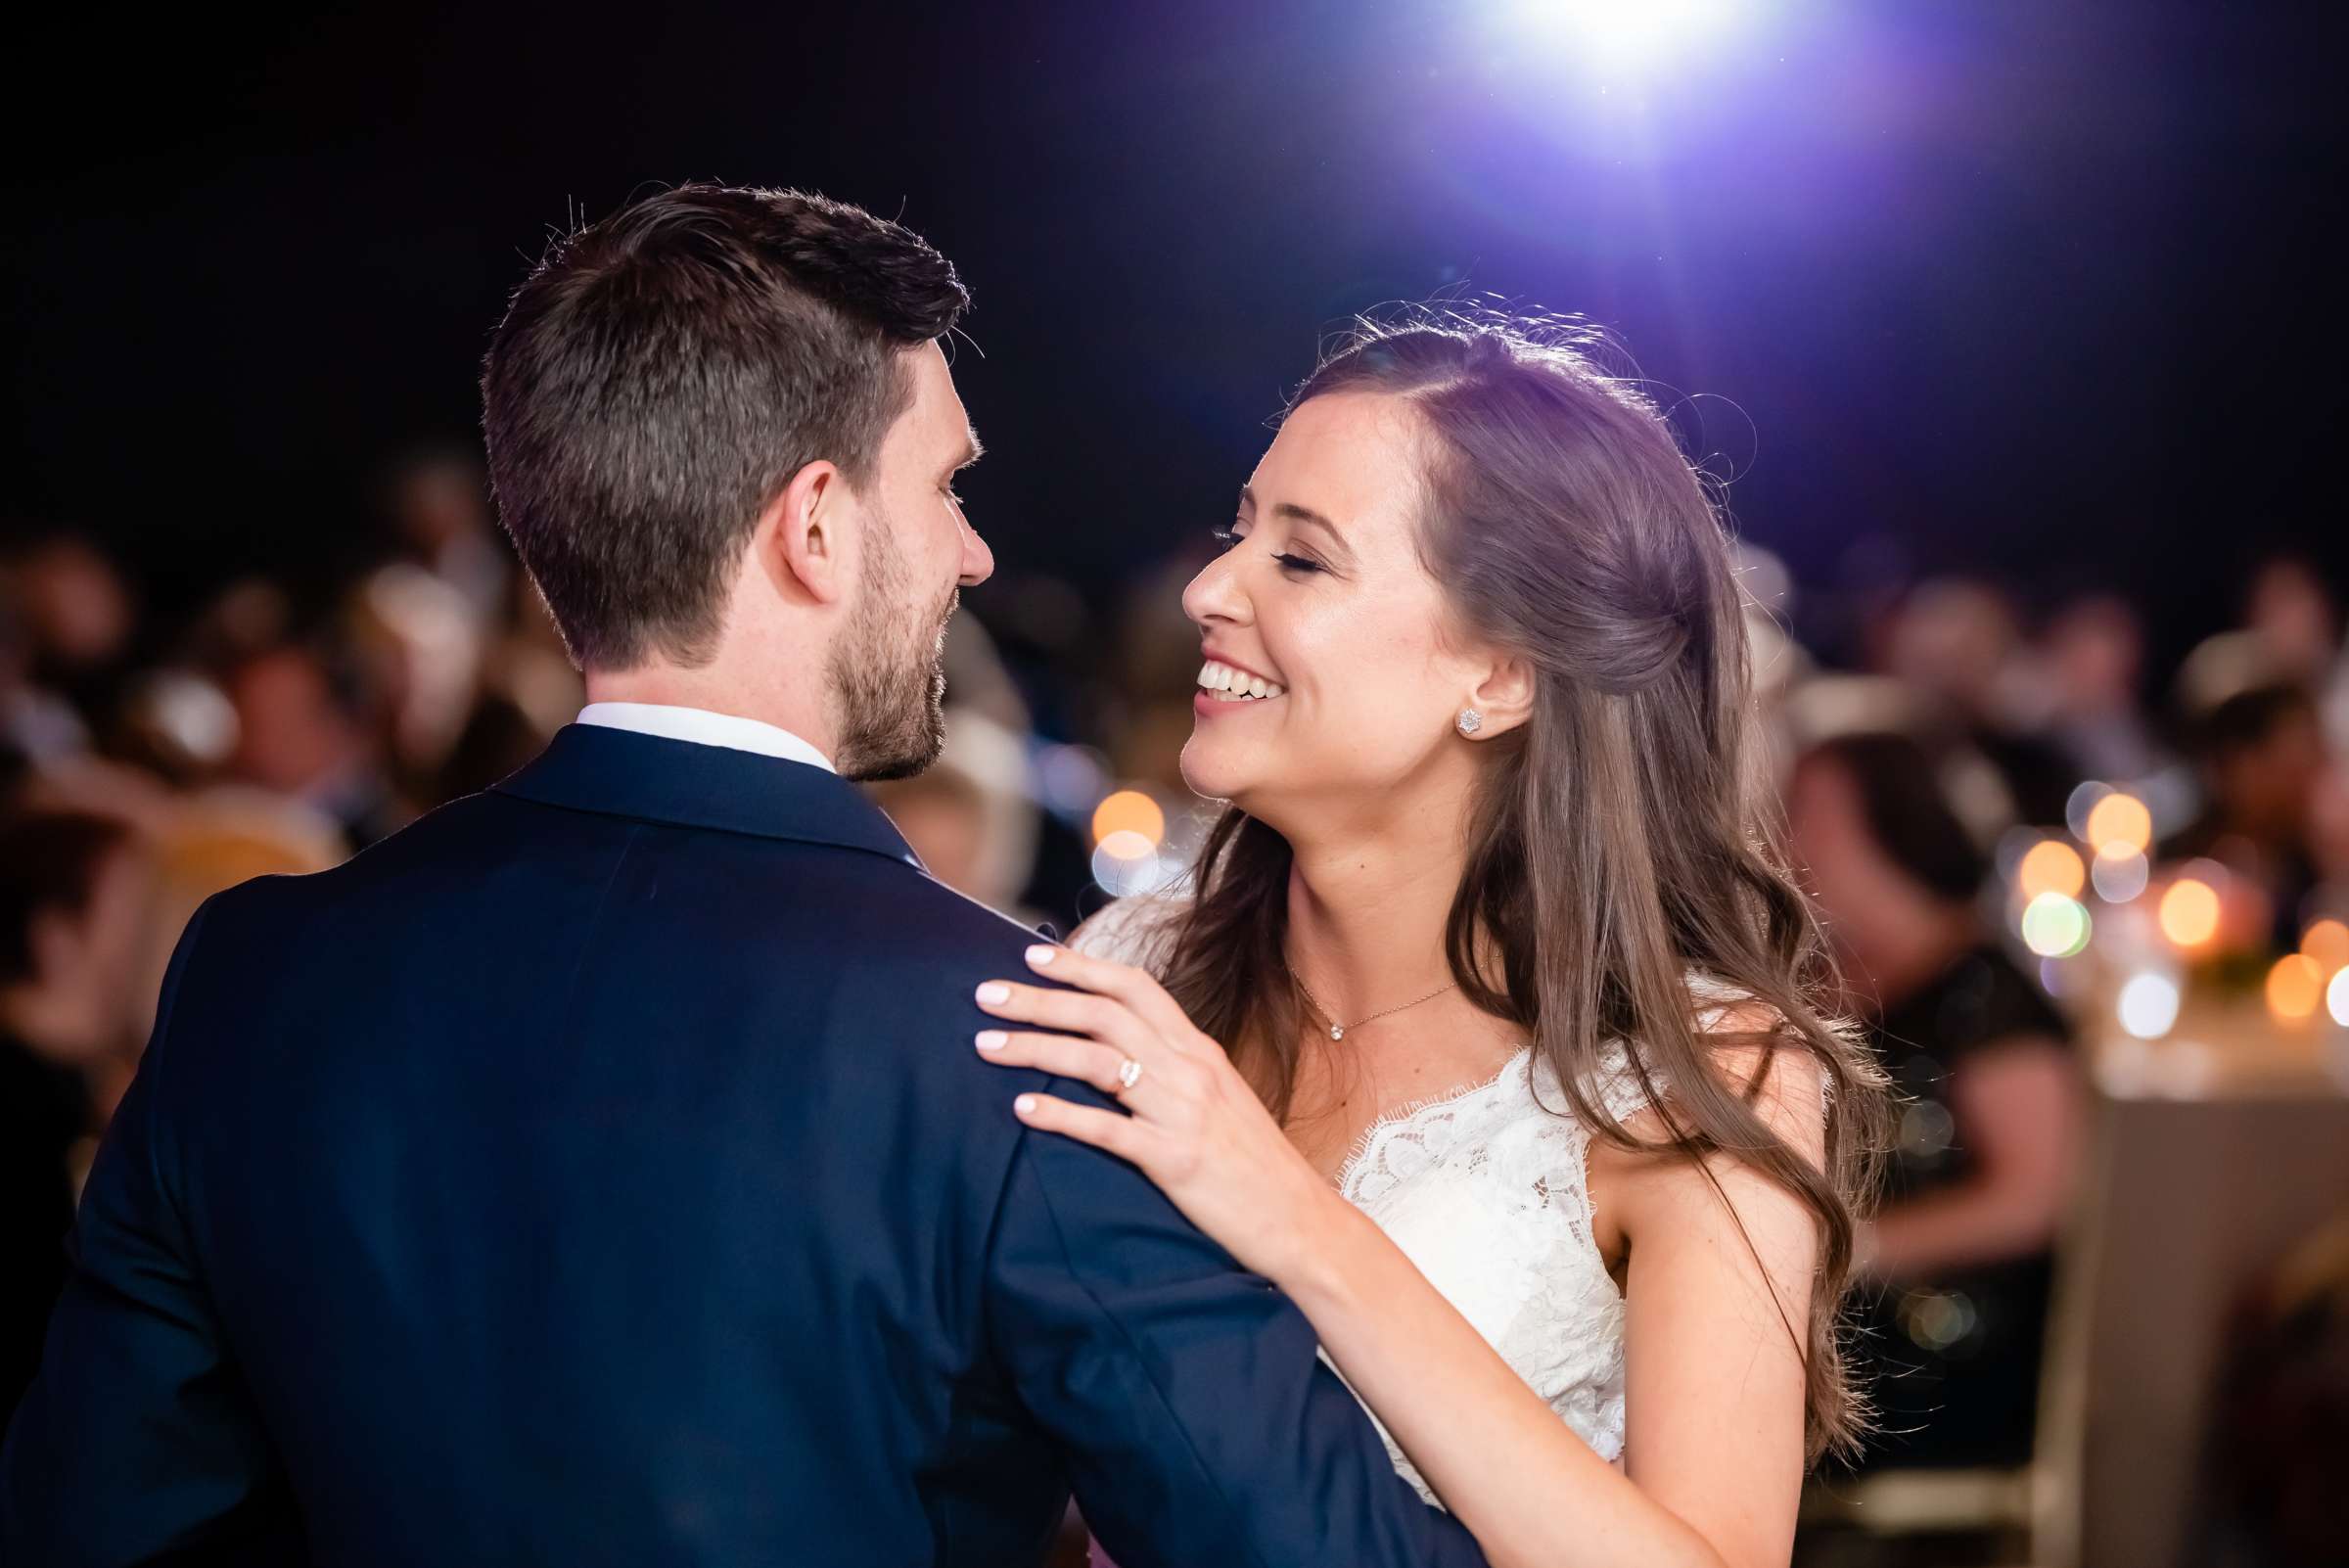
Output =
[
  {"x1": 2048, "y1": 1074, "x2": 2349, "y2": 1568},
  {"x1": 1802, "y1": 1066, "x2": 2349, "y2": 1568}
]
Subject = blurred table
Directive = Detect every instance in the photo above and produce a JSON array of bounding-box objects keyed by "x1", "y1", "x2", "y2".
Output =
[{"x1": 2038, "y1": 1004, "x2": 2349, "y2": 1568}]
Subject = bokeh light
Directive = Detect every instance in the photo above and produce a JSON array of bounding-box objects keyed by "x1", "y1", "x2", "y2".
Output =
[
  {"x1": 2301, "y1": 918, "x2": 2349, "y2": 974},
  {"x1": 2020, "y1": 892, "x2": 2091, "y2": 958},
  {"x1": 2064, "y1": 781, "x2": 2112, "y2": 841},
  {"x1": 2084, "y1": 792, "x2": 2153, "y2": 856},
  {"x1": 1036, "y1": 743, "x2": 1111, "y2": 816},
  {"x1": 2268, "y1": 953, "x2": 2326, "y2": 1023},
  {"x1": 2017, "y1": 840, "x2": 2086, "y2": 901},
  {"x1": 1090, "y1": 789, "x2": 1166, "y2": 849},
  {"x1": 2329, "y1": 966, "x2": 2349, "y2": 1028},
  {"x1": 2158, "y1": 878, "x2": 2221, "y2": 948},
  {"x1": 1090, "y1": 828, "x2": 1171, "y2": 898},
  {"x1": 2116, "y1": 972, "x2": 2181, "y2": 1040},
  {"x1": 2090, "y1": 845, "x2": 2149, "y2": 902}
]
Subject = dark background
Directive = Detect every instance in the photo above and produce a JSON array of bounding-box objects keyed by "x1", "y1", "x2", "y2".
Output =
[{"x1": 6, "y1": 0, "x2": 2342, "y2": 670}]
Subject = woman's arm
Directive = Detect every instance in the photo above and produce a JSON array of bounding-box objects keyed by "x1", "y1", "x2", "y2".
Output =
[
  {"x1": 972, "y1": 945, "x2": 1824, "y2": 1568},
  {"x1": 1860, "y1": 1038, "x2": 2080, "y2": 1280},
  {"x1": 1594, "y1": 1044, "x2": 1825, "y2": 1568}
]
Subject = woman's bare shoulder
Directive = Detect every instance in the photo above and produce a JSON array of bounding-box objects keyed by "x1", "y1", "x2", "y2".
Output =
[{"x1": 1065, "y1": 883, "x2": 1195, "y2": 969}]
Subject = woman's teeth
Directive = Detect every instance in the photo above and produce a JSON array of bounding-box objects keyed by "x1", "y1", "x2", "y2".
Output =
[{"x1": 1197, "y1": 660, "x2": 1286, "y2": 702}]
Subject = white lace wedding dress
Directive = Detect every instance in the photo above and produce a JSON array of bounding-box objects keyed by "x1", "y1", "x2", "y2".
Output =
[{"x1": 1071, "y1": 893, "x2": 1748, "y2": 1506}]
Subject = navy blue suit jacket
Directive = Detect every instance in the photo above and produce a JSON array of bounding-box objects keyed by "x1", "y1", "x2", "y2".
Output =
[{"x1": 2, "y1": 724, "x2": 1483, "y2": 1567}]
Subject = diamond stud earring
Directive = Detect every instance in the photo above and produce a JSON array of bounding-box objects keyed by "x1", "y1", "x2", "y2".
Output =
[{"x1": 1455, "y1": 708, "x2": 1484, "y2": 736}]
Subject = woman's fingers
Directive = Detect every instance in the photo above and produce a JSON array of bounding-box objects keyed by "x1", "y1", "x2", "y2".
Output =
[
  {"x1": 976, "y1": 1029, "x2": 1138, "y2": 1099},
  {"x1": 974, "y1": 979, "x2": 1139, "y2": 1047},
  {"x1": 1012, "y1": 1092, "x2": 1151, "y2": 1163},
  {"x1": 1019, "y1": 945, "x2": 1205, "y2": 1053}
]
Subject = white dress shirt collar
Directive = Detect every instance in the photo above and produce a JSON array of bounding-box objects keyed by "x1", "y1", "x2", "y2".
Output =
[{"x1": 576, "y1": 702, "x2": 838, "y2": 775}]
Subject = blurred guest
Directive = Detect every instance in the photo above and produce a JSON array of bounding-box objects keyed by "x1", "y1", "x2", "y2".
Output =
[
  {"x1": 0, "y1": 810, "x2": 154, "y2": 1418},
  {"x1": 1787, "y1": 730, "x2": 2084, "y2": 1470},
  {"x1": 182, "y1": 577, "x2": 296, "y2": 674},
  {"x1": 865, "y1": 707, "x2": 1043, "y2": 923},
  {"x1": 2243, "y1": 555, "x2": 2340, "y2": 690},
  {"x1": 220, "y1": 641, "x2": 405, "y2": 850},
  {"x1": 0, "y1": 593, "x2": 90, "y2": 771},
  {"x1": 100, "y1": 665, "x2": 240, "y2": 790},
  {"x1": 1877, "y1": 577, "x2": 2077, "y2": 826},
  {"x1": 2242, "y1": 554, "x2": 2349, "y2": 773},
  {"x1": 378, "y1": 443, "x2": 511, "y2": 623},
  {"x1": 2, "y1": 535, "x2": 137, "y2": 732},
  {"x1": 485, "y1": 571, "x2": 588, "y2": 737},
  {"x1": 2035, "y1": 594, "x2": 2185, "y2": 786},
  {"x1": 2167, "y1": 633, "x2": 2329, "y2": 948},
  {"x1": 345, "y1": 564, "x2": 487, "y2": 787},
  {"x1": 427, "y1": 688, "x2": 549, "y2": 804}
]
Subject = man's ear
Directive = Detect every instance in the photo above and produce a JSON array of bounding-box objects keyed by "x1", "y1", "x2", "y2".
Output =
[
  {"x1": 763, "y1": 459, "x2": 853, "y2": 607},
  {"x1": 1466, "y1": 653, "x2": 1537, "y2": 740}
]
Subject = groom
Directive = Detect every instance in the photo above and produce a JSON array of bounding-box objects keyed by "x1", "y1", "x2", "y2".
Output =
[{"x1": 0, "y1": 187, "x2": 1482, "y2": 1566}]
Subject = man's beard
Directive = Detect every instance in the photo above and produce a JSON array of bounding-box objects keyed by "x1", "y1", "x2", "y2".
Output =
[{"x1": 829, "y1": 521, "x2": 957, "y2": 783}]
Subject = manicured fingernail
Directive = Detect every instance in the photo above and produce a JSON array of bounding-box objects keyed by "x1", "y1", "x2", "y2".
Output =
[
  {"x1": 1014, "y1": 1094, "x2": 1038, "y2": 1116},
  {"x1": 1026, "y1": 945, "x2": 1057, "y2": 967},
  {"x1": 976, "y1": 1030, "x2": 1008, "y2": 1051},
  {"x1": 976, "y1": 982, "x2": 1011, "y2": 1005}
]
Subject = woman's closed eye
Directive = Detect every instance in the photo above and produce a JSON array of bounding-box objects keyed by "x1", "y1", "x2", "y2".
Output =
[{"x1": 1211, "y1": 526, "x2": 1325, "y2": 576}]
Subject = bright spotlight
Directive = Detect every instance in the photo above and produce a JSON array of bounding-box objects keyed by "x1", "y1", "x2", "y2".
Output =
[{"x1": 1511, "y1": 0, "x2": 1746, "y2": 76}]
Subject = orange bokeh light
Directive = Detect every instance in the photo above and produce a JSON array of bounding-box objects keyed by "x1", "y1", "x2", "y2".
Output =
[
  {"x1": 2017, "y1": 841, "x2": 2086, "y2": 901},
  {"x1": 2084, "y1": 792, "x2": 2153, "y2": 855},
  {"x1": 1090, "y1": 790, "x2": 1166, "y2": 848},
  {"x1": 2267, "y1": 953, "x2": 2326, "y2": 1022},
  {"x1": 2301, "y1": 918, "x2": 2349, "y2": 974},
  {"x1": 2158, "y1": 878, "x2": 2221, "y2": 948}
]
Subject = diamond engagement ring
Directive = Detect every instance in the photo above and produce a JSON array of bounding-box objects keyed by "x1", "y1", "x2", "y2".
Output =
[{"x1": 1116, "y1": 1056, "x2": 1144, "y2": 1093}]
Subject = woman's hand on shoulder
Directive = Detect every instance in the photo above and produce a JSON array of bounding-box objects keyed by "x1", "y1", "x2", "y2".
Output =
[{"x1": 970, "y1": 943, "x2": 1345, "y2": 1284}]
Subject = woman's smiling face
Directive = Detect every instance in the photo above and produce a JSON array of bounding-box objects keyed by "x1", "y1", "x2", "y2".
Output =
[{"x1": 1178, "y1": 392, "x2": 1501, "y2": 823}]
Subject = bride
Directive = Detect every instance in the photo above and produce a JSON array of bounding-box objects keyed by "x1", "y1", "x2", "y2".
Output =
[{"x1": 970, "y1": 315, "x2": 1889, "y2": 1568}]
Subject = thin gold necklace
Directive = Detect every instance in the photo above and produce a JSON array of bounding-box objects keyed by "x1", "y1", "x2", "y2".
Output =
[{"x1": 1290, "y1": 970, "x2": 1459, "y2": 1041}]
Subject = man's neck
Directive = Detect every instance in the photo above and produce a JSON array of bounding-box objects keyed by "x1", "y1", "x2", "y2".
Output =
[{"x1": 582, "y1": 667, "x2": 836, "y2": 757}]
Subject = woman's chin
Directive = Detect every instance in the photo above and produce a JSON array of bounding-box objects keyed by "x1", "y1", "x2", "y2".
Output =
[{"x1": 1177, "y1": 737, "x2": 1251, "y2": 806}]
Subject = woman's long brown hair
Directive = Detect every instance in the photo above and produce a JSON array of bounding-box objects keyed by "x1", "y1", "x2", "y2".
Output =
[{"x1": 1148, "y1": 314, "x2": 1889, "y2": 1463}]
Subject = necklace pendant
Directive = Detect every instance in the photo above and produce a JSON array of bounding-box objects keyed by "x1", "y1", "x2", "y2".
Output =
[{"x1": 1330, "y1": 1025, "x2": 1346, "y2": 1040}]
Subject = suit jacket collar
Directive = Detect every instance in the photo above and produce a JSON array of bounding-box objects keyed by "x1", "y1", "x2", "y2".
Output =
[{"x1": 492, "y1": 723, "x2": 921, "y2": 868}]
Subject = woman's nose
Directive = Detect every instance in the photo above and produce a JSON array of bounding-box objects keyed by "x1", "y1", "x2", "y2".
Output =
[{"x1": 1181, "y1": 551, "x2": 1247, "y2": 630}]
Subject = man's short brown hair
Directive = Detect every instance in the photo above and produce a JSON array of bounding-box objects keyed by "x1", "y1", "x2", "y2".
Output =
[{"x1": 481, "y1": 185, "x2": 968, "y2": 669}]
